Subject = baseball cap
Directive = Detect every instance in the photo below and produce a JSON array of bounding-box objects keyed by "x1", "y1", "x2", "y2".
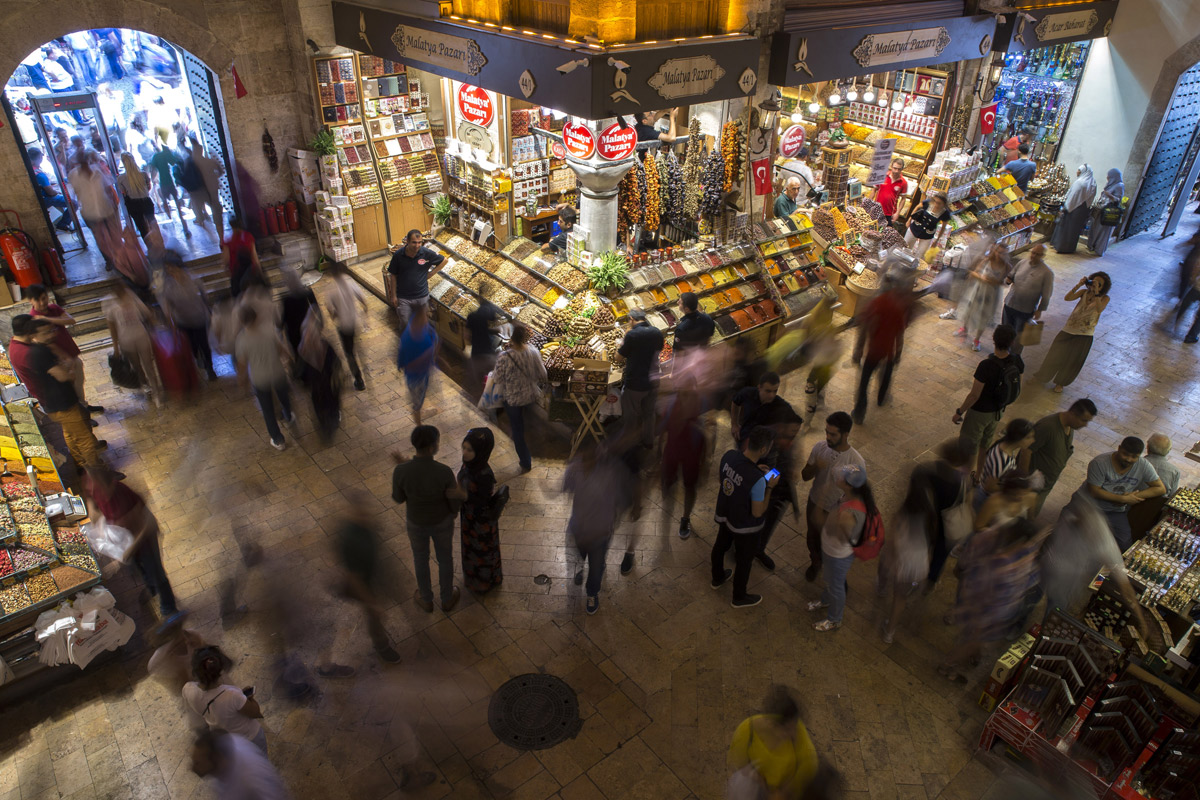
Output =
[{"x1": 840, "y1": 465, "x2": 866, "y2": 488}]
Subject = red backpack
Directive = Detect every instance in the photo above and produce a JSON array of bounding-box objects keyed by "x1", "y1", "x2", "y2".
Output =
[{"x1": 841, "y1": 499, "x2": 885, "y2": 561}]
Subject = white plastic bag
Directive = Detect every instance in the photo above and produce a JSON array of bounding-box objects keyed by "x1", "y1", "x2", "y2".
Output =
[
  {"x1": 82, "y1": 519, "x2": 136, "y2": 563},
  {"x1": 478, "y1": 371, "x2": 504, "y2": 410}
]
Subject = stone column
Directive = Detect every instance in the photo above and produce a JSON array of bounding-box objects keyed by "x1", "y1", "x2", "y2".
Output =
[{"x1": 567, "y1": 156, "x2": 635, "y2": 253}]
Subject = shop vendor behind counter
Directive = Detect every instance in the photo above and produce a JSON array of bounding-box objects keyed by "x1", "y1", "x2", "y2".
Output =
[{"x1": 774, "y1": 178, "x2": 802, "y2": 218}]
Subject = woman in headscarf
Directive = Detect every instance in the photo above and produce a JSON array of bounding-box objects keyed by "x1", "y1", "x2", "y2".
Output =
[
  {"x1": 1051, "y1": 164, "x2": 1096, "y2": 254},
  {"x1": 298, "y1": 308, "x2": 342, "y2": 444},
  {"x1": 458, "y1": 427, "x2": 501, "y2": 593},
  {"x1": 1087, "y1": 168, "x2": 1125, "y2": 256}
]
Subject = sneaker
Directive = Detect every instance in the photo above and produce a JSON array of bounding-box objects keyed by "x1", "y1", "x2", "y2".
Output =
[
  {"x1": 954, "y1": 326, "x2": 967, "y2": 338},
  {"x1": 620, "y1": 552, "x2": 634, "y2": 575},
  {"x1": 441, "y1": 586, "x2": 461, "y2": 612},
  {"x1": 755, "y1": 553, "x2": 775, "y2": 571},
  {"x1": 282, "y1": 411, "x2": 297, "y2": 425},
  {"x1": 586, "y1": 595, "x2": 599, "y2": 615},
  {"x1": 711, "y1": 568, "x2": 732, "y2": 589},
  {"x1": 939, "y1": 309, "x2": 957, "y2": 320},
  {"x1": 413, "y1": 591, "x2": 433, "y2": 613},
  {"x1": 813, "y1": 619, "x2": 841, "y2": 632},
  {"x1": 317, "y1": 664, "x2": 357, "y2": 678},
  {"x1": 574, "y1": 569, "x2": 584, "y2": 586},
  {"x1": 806, "y1": 600, "x2": 829, "y2": 611},
  {"x1": 270, "y1": 438, "x2": 286, "y2": 451},
  {"x1": 971, "y1": 340, "x2": 982, "y2": 352},
  {"x1": 354, "y1": 377, "x2": 366, "y2": 391},
  {"x1": 377, "y1": 646, "x2": 402, "y2": 664},
  {"x1": 678, "y1": 517, "x2": 692, "y2": 539},
  {"x1": 731, "y1": 594, "x2": 762, "y2": 608},
  {"x1": 804, "y1": 564, "x2": 820, "y2": 582},
  {"x1": 85, "y1": 404, "x2": 105, "y2": 414}
]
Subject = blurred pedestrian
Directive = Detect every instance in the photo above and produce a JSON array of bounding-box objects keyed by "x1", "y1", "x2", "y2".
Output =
[
  {"x1": 465, "y1": 282, "x2": 501, "y2": 401},
  {"x1": 800, "y1": 297, "x2": 841, "y2": 421},
  {"x1": 801, "y1": 412, "x2": 865, "y2": 582},
  {"x1": 564, "y1": 440, "x2": 631, "y2": 615},
  {"x1": 952, "y1": 324, "x2": 1022, "y2": 478},
  {"x1": 914, "y1": 440, "x2": 973, "y2": 589},
  {"x1": 117, "y1": 152, "x2": 156, "y2": 241},
  {"x1": 808, "y1": 464, "x2": 877, "y2": 632},
  {"x1": 458, "y1": 428, "x2": 502, "y2": 593},
  {"x1": 755, "y1": 404, "x2": 803, "y2": 571},
  {"x1": 957, "y1": 245, "x2": 1009, "y2": 352},
  {"x1": 491, "y1": 323, "x2": 546, "y2": 474},
  {"x1": 280, "y1": 266, "x2": 319, "y2": 370},
  {"x1": 396, "y1": 303, "x2": 438, "y2": 426},
  {"x1": 332, "y1": 491, "x2": 401, "y2": 663},
  {"x1": 234, "y1": 306, "x2": 294, "y2": 451},
  {"x1": 103, "y1": 280, "x2": 162, "y2": 402},
  {"x1": 1034, "y1": 272, "x2": 1111, "y2": 391},
  {"x1": 975, "y1": 470, "x2": 1038, "y2": 533},
  {"x1": 673, "y1": 291, "x2": 715, "y2": 355},
  {"x1": 727, "y1": 685, "x2": 819, "y2": 799},
  {"x1": 1072, "y1": 436, "x2": 1165, "y2": 550},
  {"x1": 27, "y1": 284, "x2": 100, "y2": 413},
  {"x1": 730, "y1": 371, "x2": 787, "y2": 446},
  {"x1": 660, "y1": 377, "x2": 708, "y2": 540},
  {"x1": 68, "y1": 150, "x2": 120, "y2": 269},
  {"x1": 326, "y1": 261, "x2": 368, "y2": 391},
  {"x1": 1001, "y1": 243, "x2": 1054, "y2": 355},
  {"x1": 82, "y1": 466, "x2": 179, "y2": 620},
  {"x1": 711, "y1": 425, "x2": 778, "y2": 609},
  {"x1": 392, "y1": 425, "x2": 465, "y2": 613},
  {"x1": 189, "y1": 136, "x2": 225, "y2": 239},
  {"x1": 879, "y1": 475, "x2": 934, "y2": 644},
  {"x1": 224, "y1": 215, "x2": 262, "y2": 298},
  {"x1": 147, "y1": 140, "x2": 189, "y2": 237},
  {"x1": 182, "y1": 646, "x2": 267, "y2": 752},
  {"x1": 852, "y1": 275, "x2": 912, "y2": 423},
  {"x1": 298, "y1": 309, "x2": 342, "y2": 445},
  {"x1": 974, "y1": 419, "x2": 1035, "y2": 508},
  {"x1": 26, "y1": 320, "x2": 106, "y2": 467},
  {"x1": 1019, "y1": 398, "x2": 1096, "y2": 516},
  {"x1": 618, "y1": 308, "x2": 665, "y2": 449},
  {"x1": 1174, "y1": 249, "x2": 1200, "y2": 343},
  {"x1": 1145, "y1": 434, "x2": 1181, "y2": 498},
  {"x1": 191, "y1": 730, "x2": 292, "y2": 800},
  {"x1": 159, "y1": 258, "x2": 216, "y2": 379}
]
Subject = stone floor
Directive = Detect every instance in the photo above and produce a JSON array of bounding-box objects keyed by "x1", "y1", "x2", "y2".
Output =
[
  {"x1": 59, "y1": 212, "x2": 224, "y2": 287},
  {"x1": 3, "y1": 210, "x2": 1200, "y2": 800}
]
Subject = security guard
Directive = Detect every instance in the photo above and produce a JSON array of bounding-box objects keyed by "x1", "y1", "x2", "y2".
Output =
[{"x1": 711, "y1": 425, "x2": 778, "y2": 608}]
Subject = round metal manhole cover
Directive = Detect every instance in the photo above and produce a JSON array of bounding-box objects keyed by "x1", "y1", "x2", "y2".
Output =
[{"x1": 488, "y1": 673, "x2": 582, "y2": 750}]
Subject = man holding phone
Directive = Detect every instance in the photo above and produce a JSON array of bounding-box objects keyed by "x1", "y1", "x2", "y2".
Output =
[
  {"x1": 801, "y1": 412, "x2": 866, "y2": 582},
  {"x1": 711, "y1": 425, "x2": 779, "y2": 608}
]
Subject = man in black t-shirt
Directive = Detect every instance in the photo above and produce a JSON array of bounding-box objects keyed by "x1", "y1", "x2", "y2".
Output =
[
  {"x1": 387, "y1": 229, "x2": 444, "y2": 329},
  {"x1": 730, "y1": 371, "x2": 787, "y2": 445},
  {"x1": 673, "y1": 292, "x2": 716, "y2": 354},
  {"x1": 618, "y1": 309, "x2": 665, "y2": 448},
  {"x1": 541, "y1": 207, "x2": 576, "y2": 254},
  {"x1": 952, "y1": 324, "x2": 1023, "y2": 475},
  {"x1": 465, "y1": 283, "x2": 501, "y2": 400},
  {"x1": 635, "y1": 110, "x2": 677, "y2": 144},
  {"x1": 28, "y1": 320, "x2": 104, "y2": 468}
]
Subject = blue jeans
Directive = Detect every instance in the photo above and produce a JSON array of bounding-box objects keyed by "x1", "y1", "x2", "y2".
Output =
[
  {"x1": 1104, "y1": 509, "x2": 1133, "y2": 552},
  {"x1": 254, "y1": 382, "x2": 292, "y2": 444},
  {"x1": 505, "y1": 402, "x2": 532, "y2": 470},
  {"x1": 820, "y1": 553, "x2": 855, "y2": 623},
  {"x1": 407, "y1": 517, "x2": 456, "y2": 606},
  {"x1": 132, "y1": 532, "x2": 177, "y2": 615}
]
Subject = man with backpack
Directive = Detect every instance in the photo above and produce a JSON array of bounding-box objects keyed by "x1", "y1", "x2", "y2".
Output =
[{"x1": 952, "y1": 324, "x2": 1022, "y2": 478}]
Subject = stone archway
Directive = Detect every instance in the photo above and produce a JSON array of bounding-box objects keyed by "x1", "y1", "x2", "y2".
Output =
[{"x1": 1125, "y1": 33, "x2": 1200, "y2": 199}]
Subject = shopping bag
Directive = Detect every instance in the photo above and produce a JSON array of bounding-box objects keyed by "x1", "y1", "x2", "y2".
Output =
[
  {"x1": 108, "y1": 353, "x2": 142, "y2": 389},
  {"x1": 1100, "y1": 204, "x2": 1123, "y2": 226},
  {"x1": 726, "y1": 765, "x2": 767, "y2": 800},
  {"x1": 82, "y1": 519, "x2": 136, "y2": 563},
  {"x1": 1020, "y1": 320, "x2": 1043, "y2": 347},
  {"x1": 478, "y1": 371, "x2": 505, "y2": 410},
  {"x1": 67, "y1": 606, "x2": 135, "y2": 669}
]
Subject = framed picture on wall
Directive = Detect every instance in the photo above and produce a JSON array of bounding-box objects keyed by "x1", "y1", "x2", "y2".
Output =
[{"x1": 916, "y1": 74, "x2": 933, "y2": 94}]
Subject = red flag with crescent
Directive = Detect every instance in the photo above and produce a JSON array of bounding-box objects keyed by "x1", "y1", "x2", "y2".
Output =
[
  {"x1": 979, "y1": 102, "x2": 998, "y2": 136},
  {"x1": 752, "y1": 158, "x2": 773, "y2": 196},
  {"x1": 232, "y1": 62, "x2": 248, "y2": 99}
]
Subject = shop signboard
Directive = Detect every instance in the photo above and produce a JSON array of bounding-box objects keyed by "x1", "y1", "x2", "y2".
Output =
[
  {"x1": 457, "y1": 84, "x2": 494, "y2": 127},
  {"x1": 550, "y1": 141, "x2": 567, "y2": 159},
  {"x1": 866, "y1": 139, "x2": 897, "y2": 186},
  {"x1": 562, "y1": 123, "x2": 596, "y2": 160},
  {"x1": 779, "y1": 124, "x2": 806, "y2": 158},
  {"x1": 332, "y1": 2, "x2": 759, "y2": 119},
  {"x1": 768, "y1": 15, "x2": 997, "y2": 85},
  {"x1": 991, "y1": 0, "x2": 1119, "y2": 53},
  {"x1": 597, "y1": 123, "x2": 637, "y2": 161}
]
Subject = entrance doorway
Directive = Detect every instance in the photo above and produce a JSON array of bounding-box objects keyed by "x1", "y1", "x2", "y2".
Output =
[{"x1": 4, "y1": 28, "x2": 239, "y2": 285}]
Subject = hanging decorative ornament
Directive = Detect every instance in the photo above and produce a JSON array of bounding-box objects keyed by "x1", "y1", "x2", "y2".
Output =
[
  {"x1": 829, "y1": 92, "x2": 841, "y2": 105},
  {"x1": 262, "y1": 126, "x2": 278, "y2": 172},
  {"x1": 862, "y1": 82, "x2": 875, "y2": 104}
]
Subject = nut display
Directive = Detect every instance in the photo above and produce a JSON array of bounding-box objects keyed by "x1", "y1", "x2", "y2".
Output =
[
  {"x1": 0, "y1": 583, "x2": 30, "y2": 614},
  {"x1": 50, "y1": 564, "x2": 95, "y2": 592},
  {"x1": 811, "y1": 208, "x2": 838, "y2": 241},
  {"x1": 25, "y1": 571, "x2": 57, "y2": 603}
]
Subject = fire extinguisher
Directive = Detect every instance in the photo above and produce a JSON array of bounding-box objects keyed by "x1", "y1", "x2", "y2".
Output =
[
  {"x1": 0, "y1": 210, "x2": 44, "y2": 288},
  {"x1": 264, "y1": 205, "x2": 279, "y2": 235},
  {"x1": 274, "y1": 204, "x2": 287, "y2": 234},
  {"x1": 41, "y1": 247, "x2": 65, "y2": 286},
  {"x1": 285, "y1": 200, "x2": 299, "y2": 232},
  {"x1": 257, "y1": 207, "x2": 269, "y2": 237}
]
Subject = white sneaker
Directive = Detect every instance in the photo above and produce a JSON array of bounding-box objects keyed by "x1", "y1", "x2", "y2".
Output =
[
  {"x1": 270, "y1": 438, "x2": 286, "y2": 451},
  {"x1": 939, "y1": 309, "x2": 957, "y2": 320}
]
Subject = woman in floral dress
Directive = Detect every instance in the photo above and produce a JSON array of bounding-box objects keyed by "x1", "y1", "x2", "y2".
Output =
[{"x1": 458, "y1": 427, "x2": 501, "y2": 592}]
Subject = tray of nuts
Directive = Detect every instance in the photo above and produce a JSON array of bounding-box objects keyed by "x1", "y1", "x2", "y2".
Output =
[
  {"x1": 24, "y1": 571, "x2": 58, "y2": 603},
  {"x1": 0, "y1": 583, "x2": 31, "y2": 615}
]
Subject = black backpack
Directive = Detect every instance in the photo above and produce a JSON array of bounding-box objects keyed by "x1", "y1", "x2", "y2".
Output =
[{"x1": 990, "y1": 354, "x2": 1022, "y2": 409}]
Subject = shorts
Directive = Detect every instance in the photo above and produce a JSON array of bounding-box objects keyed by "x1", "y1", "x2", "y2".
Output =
[
  {"x1": 405, "y1": 371, "x2": 430, "y2": 410},
  {"x1": 960, "y1": 408, "x2": 1002, "y2": 459},
  {"x1": 662, "y1": 429, "x2": 704, "y2": 490}
]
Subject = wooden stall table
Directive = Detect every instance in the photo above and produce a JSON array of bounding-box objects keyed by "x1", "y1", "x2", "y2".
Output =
[{"x1": 567, "y1": 391, "x2": 607, "y2": 458}]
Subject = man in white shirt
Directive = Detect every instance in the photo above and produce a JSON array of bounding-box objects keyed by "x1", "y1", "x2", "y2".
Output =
[
  {"x1": 800, "y1": 411, "x2": 866, "y2": 581},
  {"x1": 325, "y1": 262, "x2": 368, "y2": 390},
  {"x1": 40, "y1": 50, "x2": 74, "y2": 92},
  {"x1": 191, "y1": 730, "x2": 292, "y2": 800},
  {"x1": 1145, "y1": 434, "x2": 1181, "y2": 498}
]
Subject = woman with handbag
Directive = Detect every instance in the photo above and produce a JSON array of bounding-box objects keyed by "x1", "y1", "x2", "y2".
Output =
[
  {"x1": 1087, "y1": 168, "x2": 1125, "y2": 256},
  {"x1": 103, "y1": 280, "x2": 162, "y2": 403},
  {"x1": 181, "y1": 646, "x2": 267, "y2": 753},
  {"x1": 458, "y1": 427, "x2": 503, "y2": 593},
  {"x1": 491, "y1": 323, "x2": 547, "y2": 474},
  {"x1": 727, "y1": 685, "x2": 819, "y2": 800}
]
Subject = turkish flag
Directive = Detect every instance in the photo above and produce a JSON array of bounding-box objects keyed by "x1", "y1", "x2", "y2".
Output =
[
  {"x1": 979, "y1": 102, "x2": 998, "y2": 136},
  {"x1": 231, "y1": 62, "x2": 248, "y2": 99},
  {"x1": 751, "y1": 158, "x2": 772, "y2": 196}
]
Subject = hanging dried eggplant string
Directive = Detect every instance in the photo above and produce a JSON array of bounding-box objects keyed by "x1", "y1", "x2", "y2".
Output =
[
  {"x1": 681, "y1": 117, "x2": 704, "y2": 222},
  {"x1": 262, "y1": 126, "x2": 278, "y2": 173},
  {"x1": 699, "y1": 141, "x2": 725, "y2": 218},
  {"x1": 644, "y1": 153, "x2": 661, "y2": 233},
  {"x1": 666, "y1": 151, "x2": 686, "y2": 229},
  {"x1": 617, "y1": 164, "x2": 640, "y2": 237}
]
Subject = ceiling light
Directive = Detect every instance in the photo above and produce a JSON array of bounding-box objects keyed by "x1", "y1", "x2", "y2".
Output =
[
  {"x1": 791, "y1": 110, "x2": 805, "y2": 123},
  {"x1": 846, "y1": 88, "x2": 858, "y2": 102},
  {"x1": 877, "y1": 93, "x2": 888, "y2": 107},
  {"x1": 808, "y1": 102, "x2": 819, "y2": 114},
  {"x1": 829, "y1": 93, "x2": 841, "y2": 105},
  {"x1": 892, "y1": 97, "x2": 904, "y2": 111},
  {"x1": 862, "y1": 89, "x2": 875, "y2": 103}
]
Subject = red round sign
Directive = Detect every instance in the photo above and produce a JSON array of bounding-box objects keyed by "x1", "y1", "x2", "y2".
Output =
[
  {"x1": 562, "y1": 123, "x2": 596, "y2": 159},
  {"x1": 550, "y1": 141, "x2": 567, "y2": 159},
  {"x1": 597, "y1": 122, "x2": 638, "y2": 161},
  {"x1": 456, "y1": 84, "x2": 494, "y2": 127},
  {"x1": 779, "y1": 124, "x2": 807, "y2": 158}
]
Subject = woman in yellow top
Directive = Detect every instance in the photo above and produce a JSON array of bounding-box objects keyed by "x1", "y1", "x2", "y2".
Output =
[{"x1": 727, "y1": 686, "x2": 819, "y2": 799}]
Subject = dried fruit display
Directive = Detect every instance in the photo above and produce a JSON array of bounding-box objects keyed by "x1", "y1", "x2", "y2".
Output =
[
  {"x1": 860, "y1": 198, "x2": 884, "y2": 220},
  {"x1": 844, "y1": 206, "x2": 877, "y2": 234},
  {"x1": 0, "y1": 583, "x2": 30, "y2": 613},
  {"x1": 682, "y1": 117, "x2": 704, "y2": 220},
  {"x1": 64, "y1": 552, "x2": 98, "y2": 571},
  {"x1": 830, "y1": 207, "x2": 850, "y2": 236},
  {"x1": 699, "y1": 144, "x2": 725, "y2": 218},
  {"x1": 811, "y1": 208, "x2": 838, "y2": 241},
  {"x1": 720, "y1": 119, "x2": 744, "y2": 191},
  {"x1": 25, "y1": 571, "x2": 57, "y2": 602},
  {"x1": 0, "y1": 549, "x2": 11, "y2": 577},
  {"x1": 3, "y1": 482, "x2": 35, "y2": 499},
  {"x1": 880, "y1": 226, "x2": 905, "y2": 248},
  {"x1": 644, "y1": 155, "x2": 661, "y2": 232},
  {"x1": 12, "y1": 547, "x2": 49, "y2": 571}
]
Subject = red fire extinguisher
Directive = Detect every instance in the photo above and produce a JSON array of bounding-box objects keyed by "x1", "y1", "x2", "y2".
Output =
[
  {"x1": 264, "y1": 205, "x2": 279, "y2": 235},
  {"x1": 285, "y1": 200, "x2": 299, "y2": 232},
  {"x1": 274, "y1": 204, "x2": 287, "y2": 234},
  {"x1": 41, "y1": 247, "x2": 65, "y2": 286},
  {"x1": 0, "y1": 210, "x2": 44, "y2": 288},
  {"x1": 257, "y1": 207, "x2": 269, "y2": 237}
]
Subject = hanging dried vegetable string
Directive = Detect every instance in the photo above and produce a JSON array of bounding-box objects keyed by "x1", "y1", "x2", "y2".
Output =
[
  {"x1": 262, "y1": 126, "x2": 278, "y2": 173},
  {"x1": 699, "y1": 142, "x2": 725, "y2": 218},
  {"x1": 665, "y1": 151, "x2": 686, "y2": 229},
  {"x1": 681, "y1": 117, "x2": 704, "y2": 221},
  {"x1": 617, "y1": 165, "x2": 640, "y2": 237},
  {"x1": 655, "y1": 153, "x2": 669, "y2": 223},
  {"x1": 644, "y1": 154, "x2": 661, "y2": 232},
  {"x1": 720, "y1": 119, "x2": 744, "y2": 192}
]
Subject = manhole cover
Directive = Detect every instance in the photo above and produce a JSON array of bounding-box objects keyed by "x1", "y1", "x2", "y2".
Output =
[{"x1": 488, "y1": 673, "x2": 581, "y2": 750}]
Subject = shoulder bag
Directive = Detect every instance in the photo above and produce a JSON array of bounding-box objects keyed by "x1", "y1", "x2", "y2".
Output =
[{"x1": 942, "y1": 474, "x2": 974, "y2": 546}]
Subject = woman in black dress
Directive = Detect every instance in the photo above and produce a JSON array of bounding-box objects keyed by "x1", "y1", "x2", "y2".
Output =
[{"x1": 458, "y1": 428, "x2": 502, "y2": 593}]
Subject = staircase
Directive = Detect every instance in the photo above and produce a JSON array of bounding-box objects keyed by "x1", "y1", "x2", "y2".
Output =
[{"x1": 58, "y1": 252, "x2": 285, "y2": 352}]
